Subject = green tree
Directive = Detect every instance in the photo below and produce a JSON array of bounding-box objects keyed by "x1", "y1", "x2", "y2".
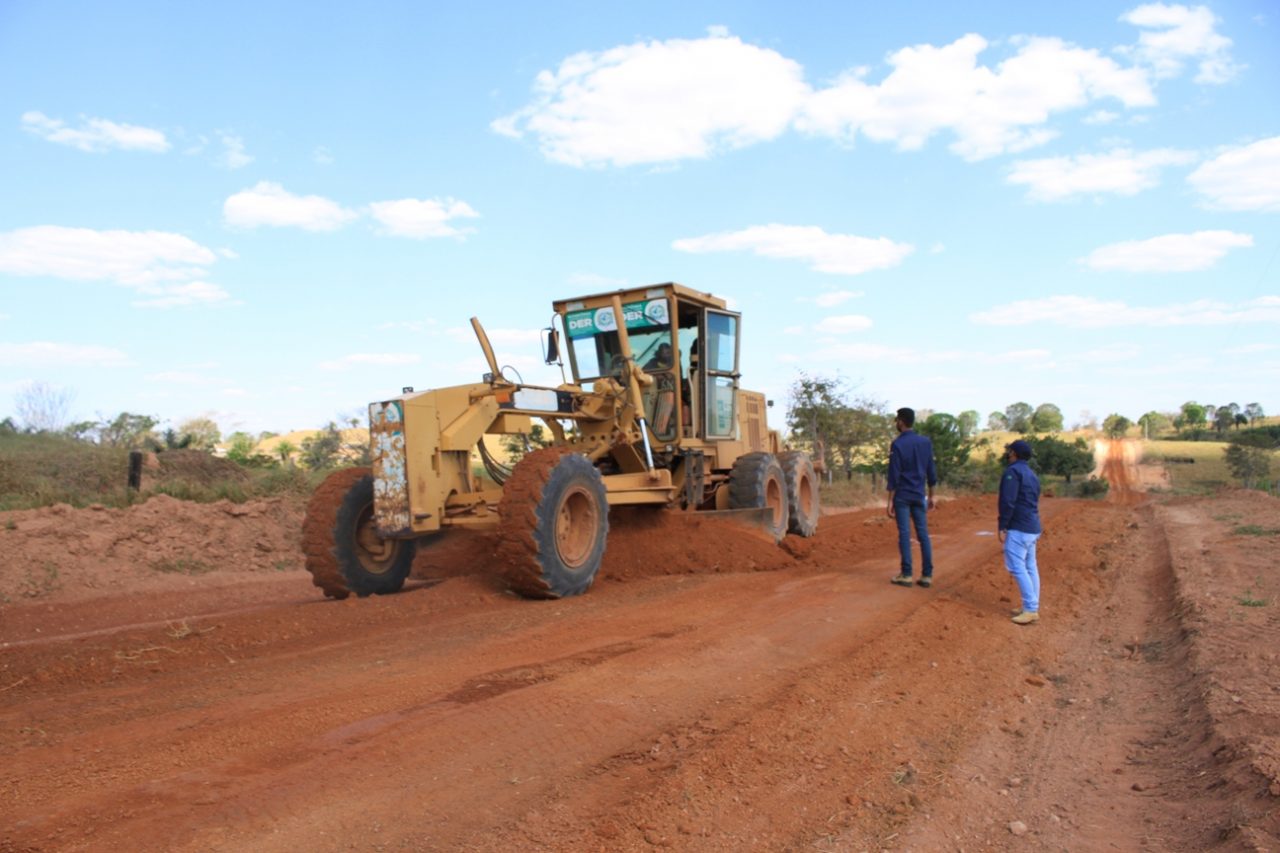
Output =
[
  {"x1": 1030, "y1": 403, "x2": 1064, "y2": 433},
  {"x1": 786, "y1": 373, "x2": 853, "y2": 473},
  {"x1": 1212, "y1": 408, "x2": 1235, "y2": 435},
  {"x1": 300, "y1": 422, "x2": 345, "y2": 470},
  {"x1": 500, "y1": 424, "x2": 550, "y2": 465},
  {"x1": 97, "y1": 412, "x2": 159, "y2": 448},
  {"x1": 830, "y1": 400, "x2": 893, "y2": 477},
  {"x1": 1027, "y1": 435, "x2": 1094, "y2": 483},
  {"x1": 957, "y1": 410, "x2": 980, "y2": 438},
  {"x1": 276, "y1": 439, "x2": 299, "y2": 466},
  {"x1": 156, "y1": 428, "x2": 193, "y2": 450},
  {"x1": 177, "y1": 417, "x2": 221, "y2": 451},
  {"x1": 918, "y1": 413, "x2": 970, "y2": 483},
  {"x1": 1224, "y1": 439, "x2": 1272, "y2": 489},
  {"x1": 1004, "y1": 402, "x2": 1033, "y2": 433},
  {"x1": 225, "y1": 431, "x2": 258, "y2": 463},
  {"x1": 1138, "y1": 411, "x2": 1170, "y2": 437},
  {"x1": 1244, "y1": 402, "x2": 1265, "y2": 424},
  {"x1": 1180, "y1": 401, "x2": 1206, "y2": 429},
  {"x1": 987, "y1": 411, "x2": 1009, "y2": 431},
  {"x1": 1103, "y1": 414, "x2": 1131, "y2": 438}
]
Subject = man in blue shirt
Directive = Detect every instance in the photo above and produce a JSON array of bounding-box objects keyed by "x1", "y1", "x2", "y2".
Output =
[
  {"x1": 998, "y1": 440, "x2": 1043, "y2": 625},
  {"x1": 887, "y1": 407, "x2": 937, "y2": 587}
]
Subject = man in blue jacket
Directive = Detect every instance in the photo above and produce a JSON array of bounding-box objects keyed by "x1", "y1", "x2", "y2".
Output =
[
  {"x1": 887, "y1": 407, "x2": 937, "y2": 587},
  {"x1": 999, "y1": 439, "x2": 1042, "y2": 625}
]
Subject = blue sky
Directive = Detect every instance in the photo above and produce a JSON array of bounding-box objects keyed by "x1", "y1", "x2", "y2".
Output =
[{"x1": 1, "y1": 0, "x2": 1277, "y2": 437}]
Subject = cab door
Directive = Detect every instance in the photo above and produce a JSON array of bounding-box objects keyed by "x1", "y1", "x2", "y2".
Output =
[{"x1": 703, "y1": 309, "x2": 740, "y2": 439}]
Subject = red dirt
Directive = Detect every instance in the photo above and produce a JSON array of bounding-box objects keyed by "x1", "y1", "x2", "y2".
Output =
[{"x1": 2, "y1": 444, "x2": 1277, "y2": 851}]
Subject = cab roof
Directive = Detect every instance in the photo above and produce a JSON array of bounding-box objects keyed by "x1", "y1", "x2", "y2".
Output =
[{"x1": 552, "y1": 282, "x2": 728, "y2": 313}]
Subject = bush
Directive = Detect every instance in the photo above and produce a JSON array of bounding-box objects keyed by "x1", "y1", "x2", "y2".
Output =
[{"x1": 1074, "y1": 476, "x2": 1110, "y2": 498}]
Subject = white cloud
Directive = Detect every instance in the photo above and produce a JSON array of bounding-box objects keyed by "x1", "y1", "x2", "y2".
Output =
[
  {"x1": 0, "y1": 225, "x2": 216, "y2": 285},
  {"x1": 1225, "y1": 342, "x2": 1277, "y2": 354},
  {"x1": 496, "y1": 14, "x2": 1232, "y2": 169},
  {"x1": 318, "y1": 353, "x2": 423, "y2": 371},
  {"x1": 313, "y1": 146, "x2": 334, "y2": 165},
  {"x1": 1120, "y1": 3, "x2": 1238, "y2": 83},
  {"x1": 1008, "y1": 147, "x2": 1196, "y2": 200},
  {"x1": 799, "y1": 35, "x2": 1154, "y2": 161},
  {"x1": 218, "y1": 133, "x2": 253, "y2": 169},
  {"x1": 1187, "y1": 136, "x2": 1280, "y2": 211},
  {"x1": 673, "y1": 224, "x2": 913, "y2": 275},
  {"x1": 0, "y1": 341, "x2": 131, "y2": 367},
  {"x1": 806, "y1": 289, "x2": 864, "y2": 307},
  {"x1": 21, "y1": 110, "x2": 170, "y2": 153},
  {"x1": 970, "y1": 294, "x2": 1280, "y2": 327},
  {"x1": 367, "y1": 198, "x2": 480, "y2": 239},
  {"x1": 1083, "y1": 230, "x2": 1252, "y2": 271},
  {"x1": 492, "y1": 32, "x2": 809, "y2": 167},
  {"x1": 223, "y1": 182, "x2": 358, "y2": 231},
  {"x1": 814, "y1": 314, "x2": 873, "y2": 335},
  {"x1": 132, "y1": 282, "x2": 238, "y2": 309}
]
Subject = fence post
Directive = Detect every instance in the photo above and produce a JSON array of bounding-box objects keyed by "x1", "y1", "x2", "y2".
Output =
[{"x1": 128, "y1": 451, "x2": 143, "y2": 491}]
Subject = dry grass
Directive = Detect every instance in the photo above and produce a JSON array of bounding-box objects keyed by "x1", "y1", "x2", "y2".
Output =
[{"x1": 1139, "y1": 440, "x2": 1279, "y2": 493}]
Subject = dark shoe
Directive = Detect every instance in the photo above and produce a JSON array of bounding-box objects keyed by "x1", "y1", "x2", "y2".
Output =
[
  {"x1": 916, "y1": 577, "x2": 932, "y2": 588},
  {"x1": 890, "y1": 574, "x2": 914, "y2": 587}
]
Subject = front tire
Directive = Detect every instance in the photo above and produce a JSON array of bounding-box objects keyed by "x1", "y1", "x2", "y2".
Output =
[
  {"x1": 303, "y1": 467, "x2": 416, "y2": 599},
  {"x1": 778, "y1": 451, "x2": 820, "y2": 537},
  {"x1": 498, "y1": 448, "x2": 609, "y2": 599},
  {"x1": 728, "y1": 452, "x2": 789, "y2": 543}
]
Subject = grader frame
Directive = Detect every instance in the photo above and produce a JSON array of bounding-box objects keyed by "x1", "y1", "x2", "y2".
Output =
[{"x1": 302, "y1": 282, "x2": 819, "y2": 600}]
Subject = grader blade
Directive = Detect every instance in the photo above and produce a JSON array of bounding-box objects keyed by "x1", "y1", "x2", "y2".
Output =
[{"x1": 704, "y1": 507, "x2": 785, "y2": 540}]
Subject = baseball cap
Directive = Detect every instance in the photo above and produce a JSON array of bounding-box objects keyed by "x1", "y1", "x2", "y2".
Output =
[{"x1": 1005, "y1": 439, "x2": 1032, "y2": 459}]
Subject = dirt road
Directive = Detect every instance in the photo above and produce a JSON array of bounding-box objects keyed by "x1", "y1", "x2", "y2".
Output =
[{"x1": 1, "y1": 452, "x2": 1277, "y2": 850}]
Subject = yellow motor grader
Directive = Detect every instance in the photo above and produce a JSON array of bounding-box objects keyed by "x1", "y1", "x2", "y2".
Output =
[{"x1": 302, "y1": 282, "x2": 819, "y2": 599}]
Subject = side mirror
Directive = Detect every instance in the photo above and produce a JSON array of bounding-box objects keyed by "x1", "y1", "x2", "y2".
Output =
[{"x1": 543, "y1": 327, "x2": 561, "y2": 364}]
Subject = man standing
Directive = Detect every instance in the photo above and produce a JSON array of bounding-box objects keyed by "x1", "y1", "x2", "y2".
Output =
[
  {"x1": 999, "y1": 440, "x2": 1042, "y2": 625},
  {"x1": 887, "y1": 407, "x2": 937, "y2": 588}
]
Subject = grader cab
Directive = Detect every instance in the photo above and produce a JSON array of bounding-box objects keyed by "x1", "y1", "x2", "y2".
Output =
[{"x1": 302, "y1": 283, "x2": 819, "y2": 600}]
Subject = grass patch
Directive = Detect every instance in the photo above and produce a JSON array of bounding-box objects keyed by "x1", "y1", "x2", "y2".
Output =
[
  {"x1": 0, "y1": 433, "x2": 330, "y2": 510},
  {"x1": 1232, "y1": 524, "x2": 1280, "y2": 537},
  {"x1": 1142, "y1": 440, "x2": 1233, "y2": 493},
  {"x1": 151, "y1": 557, "x2": 215, "y2": 575},
  {"x1": 1237, "y1": 574, "x2": 1270, "y2": 608}
]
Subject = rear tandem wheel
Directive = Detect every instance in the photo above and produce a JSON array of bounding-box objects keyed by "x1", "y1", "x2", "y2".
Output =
[
  {"x1": 778, "y1": 450, "x2": 820, "y2": 537},
  {"x1": 727, "y1": 451, "x2": 790, "y2": 543}
]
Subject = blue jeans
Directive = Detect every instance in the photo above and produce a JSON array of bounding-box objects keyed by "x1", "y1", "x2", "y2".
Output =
[
  {"x1": 894, "y1": 498, "x2": 933, "y2": 577},
  {"x1": 1003, "y1": 529, "x2": 1041, "y2": 613}
]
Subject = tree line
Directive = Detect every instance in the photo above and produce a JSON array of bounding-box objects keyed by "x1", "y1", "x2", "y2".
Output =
[{"x1": 785, "y1": 375, "x2": 1097, "y2": 492}]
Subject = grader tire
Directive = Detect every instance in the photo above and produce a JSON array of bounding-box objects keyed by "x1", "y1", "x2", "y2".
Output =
[
  {"x1": 728, "y1": 451, "x2": 790, "y2": 543},
  {"x1": 302, "y1": 467, "x2": 416, "y2": 599},
  {"x1": 497, "y1": 448, "x2": 609, "y2": 599},
  {"x1": 778, "y1": 451, "x2": 820, "y2": 537}
]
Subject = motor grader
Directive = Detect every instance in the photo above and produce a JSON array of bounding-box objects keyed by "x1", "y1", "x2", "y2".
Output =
[{"x1": 302, "y1": 282, "x2": 819, "y2": 600}]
